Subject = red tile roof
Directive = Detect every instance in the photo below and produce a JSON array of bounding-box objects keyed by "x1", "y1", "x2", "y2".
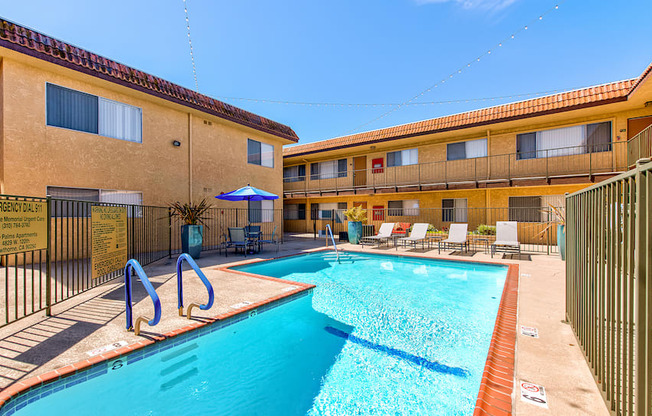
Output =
[
  {"x1": 284, "y1": 76, "x2": 646, "y2": 157},
  {"x1": 0, "y1": 18, "x2": 299, "y2": 142}
]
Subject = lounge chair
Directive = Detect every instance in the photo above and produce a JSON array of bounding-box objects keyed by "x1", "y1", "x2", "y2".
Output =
[
  {"x1": 224, "y1": 227, "x2": 252, "y2": 257},
  {"x1": 491, "y1": 221, "x2": 521, "y2": 258},
  {"x1": 396, "y1": 223, "x2": 429, "y2": 250},
  {"x1": 438, "y1": 223, "x2": 469, "y2": 253},
  {"x1": 259, "y1": 225, "x2": 280, "y2": 253},
  {"x1": 361, "y1": 223, "x2": 395, "y2": 248}
]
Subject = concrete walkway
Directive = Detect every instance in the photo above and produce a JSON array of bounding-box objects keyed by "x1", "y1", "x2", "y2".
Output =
[{"x1": 0, "y1": 236, "x2": 608, "y2": 415}]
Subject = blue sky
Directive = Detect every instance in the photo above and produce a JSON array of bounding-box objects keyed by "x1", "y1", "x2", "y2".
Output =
[{"x1": 3, "y1": 1, "x2": 650, "y2": 144}]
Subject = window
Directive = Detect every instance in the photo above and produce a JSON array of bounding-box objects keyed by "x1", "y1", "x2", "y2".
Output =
[
  {"x1": 247, "y1": 139, "x2": 274, "y2": 167},
  {"x1": 508, "y1": 196, "x2": 541, "y2": 223},
  {"x1": 442, "y1": 198, "x2": 467, "y2": 222},
  {"x1": 310, "y1": 159, "x2": 347, "y2": 180},
  {"x1": 516, "y1": 121, "x2": 612, "y2": 160},
  {"x1": 314, "y1": 202, "x2": 346, "y2": 222},
  {"x1": 47, "y1": 186, "x2": 143, "y2": 217},
  {"x1": 387, "y1": 149, "x2": 418, "y2": 167},
  {"x1": 284, "y1": 204, "x2": 306, "y2": 220},
  {"x1": 388, "y1": 200, "x2": 420, "y2": 216},
  {"x1": 283, "y1": 165, "x2": 306, "y2": 182},
  {"x1": 248, "y1": 200, "x2": 274, "y2": 223},
  {"x1": 446, "y1": 139, "x2": 487, "y2": 161},
  {"x1": 46, "y1": 83, "x2": 142, "y2": 142},
  {"x1": 508, "y1": 195, "x2": 564, "y2": 222}
]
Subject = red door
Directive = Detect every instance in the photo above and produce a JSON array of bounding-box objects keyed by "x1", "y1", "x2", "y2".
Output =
[{"x1": 372, "y1": 205, "x2": 385, "y2": 221}]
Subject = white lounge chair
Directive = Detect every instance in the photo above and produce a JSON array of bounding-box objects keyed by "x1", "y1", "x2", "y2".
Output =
[
  {"x1": 361, "y1": 223, "x2": 395, "y2": 248},
  {"x1": 491, "y1": 221, "x2": 521, "y2": 258},
  {"x1": 438, "y1": 223, "x2": 469, "y2": 253},
  {"x1": 397, "y1": 223, "x2": 429, "y2": 250}
]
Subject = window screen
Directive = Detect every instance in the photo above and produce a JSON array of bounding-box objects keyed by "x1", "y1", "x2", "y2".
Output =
[
  {"x1": 586, "y1": 121, "x2": 612, "y2": 153},
  {"x1": 388, "y1": 201, "x2": 403, "y2": 216},
  {"x1": 516, "y1": 133, "x2": 537, "y2": 160},
  {"x1": 247, "y1": 139, "x2": 261, "y2": 165},
  {"x1": 509, "y1": 196, "x2": 542, "y2": 223},
  {"x1": 446, "y1": 142, "x2": 466, "y2": 161}
]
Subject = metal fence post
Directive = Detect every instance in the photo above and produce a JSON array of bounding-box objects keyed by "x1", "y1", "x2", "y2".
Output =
[
  {"x1": 168, "y1": 207, "x2": 172, "y2": 259},
  {"x1": 45, "y1": 197, "x2": 52, "y2": 317},
  {"x1": 635, "y1": 158, "x2": 650, "y2": 416}
]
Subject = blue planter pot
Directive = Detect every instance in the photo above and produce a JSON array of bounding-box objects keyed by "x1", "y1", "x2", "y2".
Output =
[
  {"x1": 557, "y1": 224, "x2": 566, "y2": 261},
  {"x1": 181, "y1": 225, "x2": 203, "y2": 259},
  {"x1": 348, "y1": 221, "x2": 362, "y2": 244}
]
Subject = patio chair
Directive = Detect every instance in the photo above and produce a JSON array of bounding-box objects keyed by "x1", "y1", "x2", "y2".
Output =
[
  {"x1": 396, "y1": 223, "x2": 429, "y2": 250},
  {"x1": 259, "y1": 225, "x2": 280, "y2": 253},
  {"x1": 438, "y1": 223, "x2": 469, "y2": 254},
  {"x1": 491, "y1": 221, "x2": 521, "y2": 258},
  {"x1": 361, "y1": 222, "x2": 395, "y2": 248},
  {"x1": 393, "y1": 222, "x2": 411, "y2": 235},
  {"x1": 244, "y1": 225, "x2": 262, "y2": 252},
  {"x1": 225, "y1": 227, "x2": 252, "y2": 257}
]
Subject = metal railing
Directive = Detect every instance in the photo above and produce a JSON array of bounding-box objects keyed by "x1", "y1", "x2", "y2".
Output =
[
  {"x1": 565, "y1": 158, "x2": 652, "y2": 416},
  {"x1": 284, "y1": 142, "x2": 627, "y2": 194},
  {"x1": 296, "y1": 207, "x2": 562, "y2": 254},
  {"x1": 0, "y1": 196, "x2": 283, "y2": 328},
  {"x1": 628, "y1": 124, "x2": 652, "y2": 168}
]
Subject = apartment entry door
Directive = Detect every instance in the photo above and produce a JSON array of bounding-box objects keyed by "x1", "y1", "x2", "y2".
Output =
[
  {"x1": 353, "y1": 156, "x2": 367, "y2": 187},
  {"x1": 627, "y1": 116, "x2": 652, "y2": 139}
]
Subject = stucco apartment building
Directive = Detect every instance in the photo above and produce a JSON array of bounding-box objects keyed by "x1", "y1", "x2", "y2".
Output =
[
  {"x1": 0, "y1": 18, "x2": 298, "y2": 213},
  {"x1": 282, "y1": 62, "x2": 652, "y2": 237}
]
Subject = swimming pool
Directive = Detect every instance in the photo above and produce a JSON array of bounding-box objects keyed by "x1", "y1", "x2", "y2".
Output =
[{"x1": 3, "y1": 251, "x2": 510, "y2": 416}]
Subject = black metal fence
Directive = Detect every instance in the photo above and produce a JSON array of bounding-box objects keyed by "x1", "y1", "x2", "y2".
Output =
[
  {"x1": 305, "y1": 207, "x2": 562, "y2": 254},
  {"x1": 0, "y1": 195, "x2": 283, "y2": 327}
]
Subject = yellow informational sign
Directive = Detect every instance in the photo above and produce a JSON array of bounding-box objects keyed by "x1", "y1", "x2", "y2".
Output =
[
  {"x1": 91, "y1": 206, "x2": 128, "y2": 279},
  {"x1": 0, "y1": 200, "x2": 47, "y2": 255}
]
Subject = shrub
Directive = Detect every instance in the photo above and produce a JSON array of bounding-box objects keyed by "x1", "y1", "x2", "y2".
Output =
[{"x1": 476, "y1": 224, "x2": 496, "y2": 235}]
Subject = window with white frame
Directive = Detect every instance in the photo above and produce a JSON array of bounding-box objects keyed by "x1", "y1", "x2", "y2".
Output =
[
  {"x1": 310, "y1": 160, "x2": 347, "y2": 180},
  {"x1": 315, "y1": 202, "x2": 347, "y2": 223},
  {"x1": 248, "y1": 199, "x2": 274, "y2": 223},
  {"x1": 247, "y1": 139, "x2": 274, "y2": 167},
  {"x1": 46, "y1": 83, "x2": 142, "y2": 143},
  {"x1": 388, "y1": 200, "x2": 420, "y2": 216},
  {"x1": 516, "y1": 121, "x2": 612, "y2": 160},
  {"x1": 387, "y1": 149, "x2": 418, "y2": 167},
  {"x1": 446, "y1": 138, "x2": 487, "y2": 161},
  {"x1": 442, "y1": 198, "x2": 467, "y2": 222}
]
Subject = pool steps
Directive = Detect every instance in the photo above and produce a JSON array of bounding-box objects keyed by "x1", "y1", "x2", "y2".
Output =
[
  {"x1": 124, "y1": 259, "x2": 162, "y2": 336},
  {"x1": 176, "y1": 253, "x2": 215, "y2": 319}
]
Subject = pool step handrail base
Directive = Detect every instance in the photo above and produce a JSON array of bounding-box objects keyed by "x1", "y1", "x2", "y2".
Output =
[{"x1": 177, "y1": 253, "x2": 215, "y2": 320}]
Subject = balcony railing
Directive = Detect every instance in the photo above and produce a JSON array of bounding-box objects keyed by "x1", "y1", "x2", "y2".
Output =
[
  {"x1": 627, "y1": 123, "x2": 652, "y2": 167},
  {"x1": 284, "y1": 142, "x2": 627, "y2": 195}
]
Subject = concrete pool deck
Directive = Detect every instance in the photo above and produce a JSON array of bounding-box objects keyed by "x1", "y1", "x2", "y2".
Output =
[{"x1": 0, "y1": 236, "x2": 607, "y2": 415}]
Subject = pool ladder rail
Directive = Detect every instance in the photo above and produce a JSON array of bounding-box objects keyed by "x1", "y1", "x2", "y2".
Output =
[
  {"x1": 324, "y1": 224, "x2": 340, "y2": 263},
  {"x1": 125, "y1": 259, "x2": 162, "y2": 336},
  {"x1": 177, "y1": 253, "x2": 215, "y2": 319}
]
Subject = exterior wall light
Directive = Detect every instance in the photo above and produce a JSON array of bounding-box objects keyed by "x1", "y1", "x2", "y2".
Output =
[{"x1": 172, "y1": 140, "x2": 181, "y2": 147}]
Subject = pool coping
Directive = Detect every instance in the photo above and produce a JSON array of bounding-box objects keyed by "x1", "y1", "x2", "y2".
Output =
[
  {"x1": 0, "y1": 265, "x2": 315, "y2": 414},
  {"x1": 222, "y1": 248, "x2": 520, "y2": 416}
]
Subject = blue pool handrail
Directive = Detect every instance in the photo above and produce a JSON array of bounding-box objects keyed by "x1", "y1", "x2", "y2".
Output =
[
  {"x1": 125, "y1": 259, "x2": 162, "y2": 336},
  {"x1": 325, "y1": 224, "x2": 339, "y2": 262},
  {"x1": 177, "y1": 253, "x2": 215, "y2": 319}
]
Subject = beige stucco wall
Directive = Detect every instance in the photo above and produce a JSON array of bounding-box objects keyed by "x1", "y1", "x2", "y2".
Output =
[{"x1": 0, "y1": 51, "x2": 290, "y2": 209}]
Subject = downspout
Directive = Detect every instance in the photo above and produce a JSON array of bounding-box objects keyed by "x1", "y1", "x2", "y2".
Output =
[
  {"x1": 486, "y1": 129, "x2": 491, "y2": 180},
  {"x1": 188, "y1": 112, "x2": 193, "y2": 203}
]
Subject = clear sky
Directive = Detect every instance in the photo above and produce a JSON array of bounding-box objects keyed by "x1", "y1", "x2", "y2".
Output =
[{"x1": 2, "y1": 1, "x2": 650, "y2": 144}]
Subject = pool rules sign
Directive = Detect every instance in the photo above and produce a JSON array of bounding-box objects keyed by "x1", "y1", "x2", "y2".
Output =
[{"x1": 91, "y1": 206, "x2": 127, "y2": 279}]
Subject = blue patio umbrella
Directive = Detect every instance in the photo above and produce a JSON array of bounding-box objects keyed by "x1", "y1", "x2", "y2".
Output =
[
  {"x1": 215, "y1": 184, "x2": 279, "y2": 202},
  {"x1": 215, "y1": 184, "x2": 279, "y2": 228}
]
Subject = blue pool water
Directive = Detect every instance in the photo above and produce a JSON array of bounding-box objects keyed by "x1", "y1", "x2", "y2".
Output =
[{"x1": 8, "y1": 251, "x2": 507, "y2": 416}]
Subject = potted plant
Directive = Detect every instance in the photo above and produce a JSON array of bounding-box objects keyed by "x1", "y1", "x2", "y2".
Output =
[
  {"x1": 343, "y1": 205, "x2": 367, "y2": 244},
  {"x1": 169, "y1": 199, "x2": 211, "y2": 258}
]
